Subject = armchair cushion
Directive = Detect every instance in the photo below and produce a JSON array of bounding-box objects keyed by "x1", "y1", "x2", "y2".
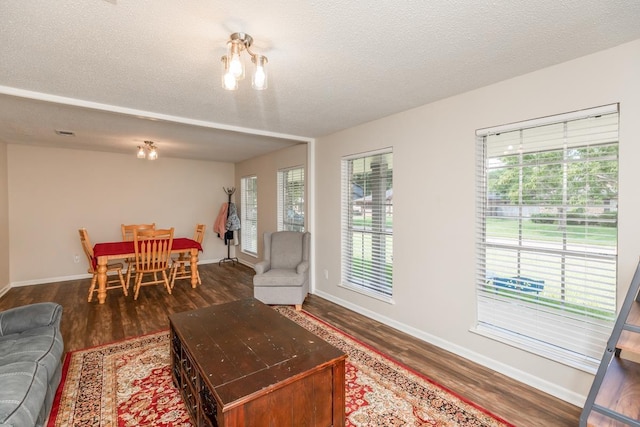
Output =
[
  {"x1": 254, "y1": 269, "x2": 308, "y2": 287},
  {"x1": 270, "y1": 231, "x2": 305, "y2": 270}
]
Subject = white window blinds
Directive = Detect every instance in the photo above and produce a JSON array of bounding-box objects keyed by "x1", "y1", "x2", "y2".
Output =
[
  {"x1": 341, "y1": 149, "x2": 393, "y2": 299},
  {"x1": 475, "y1": 104, "x2": 619, "y2": 370},
  {"x1": 277, "y1": 167, "x2": 305, "y2": 232},
  {"x1": 241, "y1": 175, "x2": 258, "y2": 255}
]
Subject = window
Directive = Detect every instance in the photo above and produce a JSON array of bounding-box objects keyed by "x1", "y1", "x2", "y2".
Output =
[
  {"x1": 278, "y1": 167, "x2": 305, "y2": 232},
  {"x1": 341, "y1": 149, "x2": 393, "y2": 299},
  {"x1": 475, "y1": 104, "x2": 619, "y2": 370},
  {"x1": 241, "y1": 175, "x2": 258, "y2": 255}
]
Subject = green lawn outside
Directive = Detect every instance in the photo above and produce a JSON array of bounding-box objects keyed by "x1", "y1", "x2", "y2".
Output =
[
  {"x1": 486, "y1": 217, "x2": 617, "y2": 247},
  {"x1": 346, "y1": 230, "x2": 393, "y2": 294},
  {"x1": 345, "y1": 217, "x2": 617, "y2": 311},
  {"x1": 352, "y1": 215, "x2": 393, "y2": 230},
  {"x1": 484, "y1": 217, "x2": 617, "y2": 318}
]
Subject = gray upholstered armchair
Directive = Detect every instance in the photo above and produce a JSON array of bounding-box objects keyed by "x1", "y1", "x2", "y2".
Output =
[{"x1": 253, "y1": 231, "x2": 310, "y2": 311}]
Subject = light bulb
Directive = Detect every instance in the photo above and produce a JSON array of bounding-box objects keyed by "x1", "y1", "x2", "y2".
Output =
[
  {"x1": 137, "y1": 146, "x2": 146, "y2": 159},
  {"x1": 223, "y1": 71, "x2": 238, "y2": 90},
  {"x1": 221, "y1": 55, "x2": 239, "y2": 90},
  {"x1": 227, "y1": 41, "x2": 245, "y2": 80},
  {"x1": 148, "y1": 147, "x2": 158, "y2": 160},
  {"x1": 252, "y1": 67, "x2": 266, "y2": 89},
  {"x1": 251, "y1": 55, "x2": 268, "y2": 90},
  {"x1": 229, "y1": 53, "x2": 243, "y2": 78}
]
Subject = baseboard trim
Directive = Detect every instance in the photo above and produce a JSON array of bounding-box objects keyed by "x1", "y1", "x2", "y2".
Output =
[
  {"x1": 10, "y1": 274, "x2": 91, "y2": 287},
  {"x1": 312, "y1": 289, "x2": 585, "y2": 407},
  {"x1": 0, "y1": 284, "x2": 10, "y2": 298},
  {"x1": 7, "y1": 258, "x2": 222, "y2": 289},
  {"x1": 238, "y1": 259, "x2": 254, "y2": 269}
]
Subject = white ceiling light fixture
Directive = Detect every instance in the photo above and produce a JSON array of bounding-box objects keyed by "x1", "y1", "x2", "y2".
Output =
[
  {"x1": 136, "y1": 140, "x2": 158, "y2": 160},
  {"x1": 221, "y1": 32, "x2": 268, "y2": 91}
]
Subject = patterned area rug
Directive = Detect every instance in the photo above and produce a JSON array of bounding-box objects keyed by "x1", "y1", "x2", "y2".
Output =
[{"x1": 48, "y1": 307, "x2": 513, "y2": 426}]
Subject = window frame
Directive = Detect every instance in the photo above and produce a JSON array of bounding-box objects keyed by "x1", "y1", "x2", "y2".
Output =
[
  {"x1": 277, "y1": 166, "x2": 305, "y2": 232},
  {"x1": 475, "y1": 104, "x2": 619, "y2": 372},
  {"x1": 341, "y1": 148, "x2": 393, "y2": 301},
  {"x1": 240, "y1": 175, "x2": 258, "y2": 256}
]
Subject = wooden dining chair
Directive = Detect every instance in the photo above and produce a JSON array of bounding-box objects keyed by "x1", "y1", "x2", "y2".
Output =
[
  {"x1": 170, "y1": 224, "x2": 206, "y2": 289},
  {"x1": 132, "y1": 227, "x2": 174, "y2": 300},
  {"x1": 79, "y1": 228, "x2": 128, "y2": 302},
  {"x1": 121, "y1": 223, "x2": 156, "y2": 288}
]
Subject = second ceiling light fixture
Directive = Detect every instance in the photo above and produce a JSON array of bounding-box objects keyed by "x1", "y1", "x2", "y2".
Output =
[
  {"x1": 221, "y1": 32, "x2": 268, "y2": 91},
  {"x1": 137, "y1": 140, "x2": 158, "y2": 160}
]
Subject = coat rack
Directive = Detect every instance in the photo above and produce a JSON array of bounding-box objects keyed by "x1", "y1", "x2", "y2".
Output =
[{"x1": 219, "y1": 187, "x2": 239, "y2": 265}]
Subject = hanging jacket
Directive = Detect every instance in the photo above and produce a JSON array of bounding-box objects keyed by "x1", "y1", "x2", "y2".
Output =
[
  {"x1": 226, "y1": 202, "x2": 241, "y2": 231},
  {"x1": 214, "y1": 203, "x2": 228, "y2": 238}
]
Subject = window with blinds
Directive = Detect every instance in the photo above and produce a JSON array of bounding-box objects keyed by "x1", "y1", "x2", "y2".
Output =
[
  {"x1": 241, "y1": 175, "x2": 258, "y2": 255},
  {"x1": 475, "y1": 104, "x2": 619, "y2": 370},
  {"x1": 277, "y1": 167, "x2": 305, "y2": 232},
  {"x1": 341, "y1": 149, "x2": 393, "y2": 299}
]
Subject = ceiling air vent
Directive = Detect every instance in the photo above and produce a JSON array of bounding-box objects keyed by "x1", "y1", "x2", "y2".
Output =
[{"x1": 54, "y1": 130, "x2": 75, "y2": 136}]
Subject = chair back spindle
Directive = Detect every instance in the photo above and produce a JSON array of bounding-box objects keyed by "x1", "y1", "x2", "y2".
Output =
[
  {"x1": 121, "y1": 223, "x2": 156, "y2": 287},
  {"x1": 132, "y1": 227, "x2": 174, "y2": 300},
  {"x1": 121, "y1": 223, "x2": 156, "y2": 241},
  {"x1": 193, "y1": 223, "x2": 206, "y2": 244}
]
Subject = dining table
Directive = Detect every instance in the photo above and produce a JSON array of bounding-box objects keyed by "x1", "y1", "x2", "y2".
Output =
[{"x1": 92, "y1": 237, "x2": 203, "y2": 304}]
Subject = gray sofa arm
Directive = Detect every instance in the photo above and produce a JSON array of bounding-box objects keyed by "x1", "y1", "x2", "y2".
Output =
[
  {"x1": 296, "y1": 261, "x2": 309, "y2": 275},
  {"x1": 0, "y1": 302, "x2": 62, "y2": 337},
  {"x1": 254, "y1": 260, "x2": 271, "y2": 275}
]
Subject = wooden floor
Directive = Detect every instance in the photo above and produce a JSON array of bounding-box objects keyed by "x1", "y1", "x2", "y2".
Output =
[{"x1": 0, "y1": 262, "x2": 581, "y2": 426}]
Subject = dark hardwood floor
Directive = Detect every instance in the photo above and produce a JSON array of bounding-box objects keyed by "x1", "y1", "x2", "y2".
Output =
[{"x1": 0, "y1": 262, "x2": 581, "y2": 426}]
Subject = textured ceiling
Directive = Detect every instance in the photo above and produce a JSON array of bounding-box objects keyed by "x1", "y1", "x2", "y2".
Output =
[{"x1": 1, "y1": 0, "x2": 640, "y2": 162}]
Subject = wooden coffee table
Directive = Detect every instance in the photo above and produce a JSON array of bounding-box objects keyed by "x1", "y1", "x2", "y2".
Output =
[{"x1": 169, "y1": 298, "x2": 347, "y2": 427}]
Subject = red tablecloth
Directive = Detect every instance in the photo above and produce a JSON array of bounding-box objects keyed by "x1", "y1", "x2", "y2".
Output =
[{"x1": 93, "y1": 238, "x2": 203, "y2": 267}]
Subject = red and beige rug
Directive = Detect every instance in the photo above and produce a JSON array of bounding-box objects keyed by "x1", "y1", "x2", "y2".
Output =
[{"x1": 48, "y1": 307, "x2": 513, "y2": 426}]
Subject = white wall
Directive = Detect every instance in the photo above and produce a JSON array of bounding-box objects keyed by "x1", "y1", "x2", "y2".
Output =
[
  {"x1": 7, "y1": 145, "x2": 235, "y2": 284},
  {"x1": 313, "y1": 39, "x2": 640, "y2": 404},
  {"x1": 0, "y1": 142, "x2": 9, "y2": 293}
]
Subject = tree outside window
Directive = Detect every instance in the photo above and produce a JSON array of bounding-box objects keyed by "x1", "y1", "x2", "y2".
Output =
[
  {"x1": 342, "y1": 150, "x2": 393, "y2": 298},
  {"x1": 476, "y1": 106, "x2": 619, "y2": 367}
]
